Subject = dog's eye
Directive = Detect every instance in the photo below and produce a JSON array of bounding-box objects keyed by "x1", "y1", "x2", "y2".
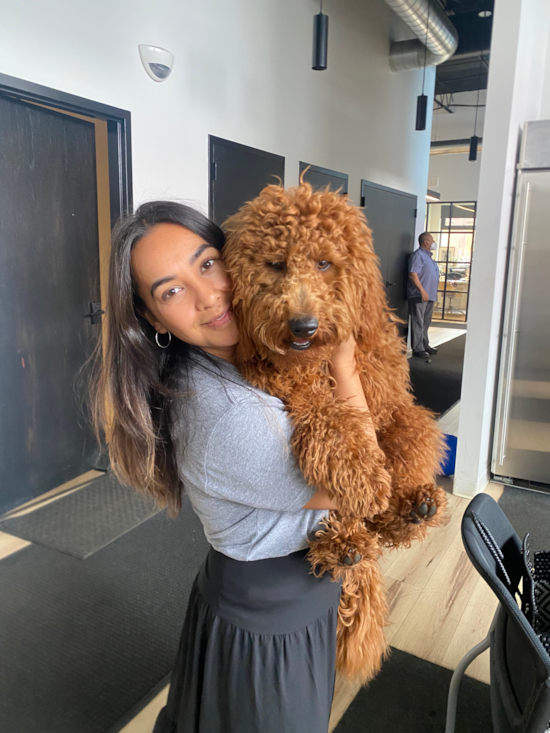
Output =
[
  {"x1": 318, "y1": 261, "x2": 331, "y2": 271},
  {"x1": 268, "y1": 262, "x2": 284, "y2": 271}
]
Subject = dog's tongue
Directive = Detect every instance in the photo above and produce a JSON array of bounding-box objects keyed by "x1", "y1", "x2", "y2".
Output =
[{"x1": 293, "y1": 338, "x2": 310, "y2": 344}]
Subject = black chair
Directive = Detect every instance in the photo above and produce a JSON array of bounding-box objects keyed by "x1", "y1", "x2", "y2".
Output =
[{"x1": 445, "y1": 493, "x2": 550, "y2": 733}]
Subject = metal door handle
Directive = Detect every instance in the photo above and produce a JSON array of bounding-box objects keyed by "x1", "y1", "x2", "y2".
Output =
[
  {"x1": 84, "y1": 301, "x2": 105, "y2": 325},
  {"x1": 386, "y1": 281, "x2": 396, "y2": 287}
]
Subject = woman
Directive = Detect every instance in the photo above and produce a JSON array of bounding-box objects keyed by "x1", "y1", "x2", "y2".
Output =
[{"x1": 92, "y1": 201, "x2": 370, "y2": 733}]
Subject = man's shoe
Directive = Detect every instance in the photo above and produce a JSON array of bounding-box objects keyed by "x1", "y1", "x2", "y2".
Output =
[
  {"x1": 426, "y1": 346, "x2": 438, "y2": 355},
  {"x1": 413, "y1": 350, "x2": 430, "y2": 358}
]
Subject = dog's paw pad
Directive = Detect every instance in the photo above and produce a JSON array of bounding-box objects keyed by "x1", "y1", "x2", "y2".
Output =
[
  {"x1": 409, "y1": 495, "x2": 438, "y2": 524},
  {"x1": 339, "y1": 547, "x2": 362, "y2": 567}
]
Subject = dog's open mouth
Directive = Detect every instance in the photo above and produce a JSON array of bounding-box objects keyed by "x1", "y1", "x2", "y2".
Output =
[{"x1": 289, "y1": 338, "x2": 312, "y2": 351}]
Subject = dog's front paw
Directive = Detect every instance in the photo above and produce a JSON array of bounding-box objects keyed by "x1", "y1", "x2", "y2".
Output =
[
  {"x1": 408, "y1": 491, "x2": 439, "y2": 524},
  {"x1": 337, "y1": 544, "x2": 363, "y2": 568},
  {"x1": 406, "y1": 485, "x2": 447, "y2": 526},
  {"x1": 365, "y1": 484, "x2": 447, "y2": 549}
]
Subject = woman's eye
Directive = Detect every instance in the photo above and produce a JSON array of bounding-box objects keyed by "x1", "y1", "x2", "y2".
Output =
[
  {"x1": 318, "y1": 261, "x2": 331, "y2": 271},
  {"x1": 163, "y1": 286, "x2": 183, "y2": 301},
  {"x1": 268, "y1": 262, "x2": 284, "y2": 271},
  {"x1": 201, "y1": 257, "x2": 217, "y2": 271}
]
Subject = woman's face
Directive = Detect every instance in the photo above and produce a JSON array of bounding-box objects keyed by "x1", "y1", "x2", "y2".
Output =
[{"x1": 131, "y1": 223, "x2": 239, "y2": 361}]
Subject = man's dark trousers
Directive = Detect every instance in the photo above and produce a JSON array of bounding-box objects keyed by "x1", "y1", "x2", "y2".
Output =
[{"x1": 409, "y1": 297, "x2": 434, "y2": 353}]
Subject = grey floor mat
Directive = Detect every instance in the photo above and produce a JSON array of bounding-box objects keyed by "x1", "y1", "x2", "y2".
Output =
[
  {"x1": 498, "y1": 484, "x2": 550, "y2": 551},
  {"x1": 0, "y1": 472, "x2": 162, "y2": 559},
  {"x1": 335, "y1": 647, "x2": 491, "y2": 732},
  {"x1": 0, "y1": 496, "x2": 208, "y2": 733}
]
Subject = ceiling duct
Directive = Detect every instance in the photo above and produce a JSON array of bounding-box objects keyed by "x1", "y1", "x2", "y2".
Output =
[{"x1": 384, "y1": 0, "x2": 459, "y2": 72}]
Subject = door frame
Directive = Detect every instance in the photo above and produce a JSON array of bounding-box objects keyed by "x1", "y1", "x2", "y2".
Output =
[
  {"x1": 299, "y1": 162, "x2": 349, "y2": 194},
  {"x1": 0, "y1": 72, "x2": 132, "y2": 222},
  {"x1": 208, "y1": 135, "x2": 285, "y2": 220}
]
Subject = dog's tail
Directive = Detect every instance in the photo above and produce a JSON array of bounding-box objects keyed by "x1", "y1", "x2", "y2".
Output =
[{"x1": 336, "y1": 562, "x2": 390, "y2": 684}]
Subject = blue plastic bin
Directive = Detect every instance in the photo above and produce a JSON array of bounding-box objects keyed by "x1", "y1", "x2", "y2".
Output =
[{"x1": 440, "y1": 433, "x2": 458, "y2": 476}]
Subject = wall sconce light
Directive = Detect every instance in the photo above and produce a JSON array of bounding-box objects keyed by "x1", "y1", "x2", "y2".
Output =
[
  {"x1": 138, "y1": 45, "x2": 175, "y2": 82},
  {"x1": 312, "y1": 1, "x2": 329, "y2": 70}
]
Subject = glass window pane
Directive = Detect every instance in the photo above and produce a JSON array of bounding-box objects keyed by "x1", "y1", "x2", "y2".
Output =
[
  {"x1": 442, "y1": 289, "x2": 468, "y2": 321},
  {"x1": 427, "y1": 203, "x2": 443, "y2": 233},
  {"x1": 433, "y1": 290, "x2": 445, "y2": 320},
  {"x1": 447, "y1": 262, "x2": 471, "y2": 284},
  {"x1": 433, "y1": 231, "x2": 449, "y2": 261},
  {"x1": 445, "y1": 232, "x2": 473, "y2": 262}
]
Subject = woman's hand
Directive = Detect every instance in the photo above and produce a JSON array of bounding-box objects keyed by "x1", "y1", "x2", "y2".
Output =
[
  {"x1": 329, "y1": 334, "x2": 357, "y2": 375},
  {"x1": 328, "y1": 336, "x2": 378, "y2": 440},
  {"x1": 328, "y1": 335, "x2": 370, "y2": 413}
]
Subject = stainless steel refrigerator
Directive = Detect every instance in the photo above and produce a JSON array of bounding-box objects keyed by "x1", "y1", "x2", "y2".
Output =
[{"x1": 492, "y1": 120, "x2": 550, "y2": 491}]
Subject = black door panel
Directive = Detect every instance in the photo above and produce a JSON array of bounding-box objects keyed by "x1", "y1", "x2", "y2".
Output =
[
  {"x1": 0, "y1": 96, "x2": 101, "y2": 513},
  {"x1": 299, "y1": 162, "x2": 348, "y2": 194},
  {"x1": 209, "y1": 136, "x2": 285, "y2": 226},
  {"x1": 361, "y1": 180, "x2": 417, "y2": 331}
]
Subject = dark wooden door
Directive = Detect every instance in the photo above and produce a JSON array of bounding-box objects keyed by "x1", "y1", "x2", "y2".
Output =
[
  {"x1": 0, "y1": 95, "x2": 101, "y2": 513},
  {"x1": 209, "y1": 136, "x2": 285, "y2": 225},
  {"x1": 361, "y1": 180, "x2": 417, "y2": 328},
  {"x1": 299, "y1": 162, "x2": 348, "y2": 194}
]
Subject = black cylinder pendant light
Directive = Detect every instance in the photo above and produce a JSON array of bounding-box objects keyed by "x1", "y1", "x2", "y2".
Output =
[
  {"x1": 416, "y1": 95, "x2": 428, "y2": 131},
  {"x1": 416, "y1": 1, "x2": 430, "y2": 131},
  {"x1": 312, "y1": 0, "x2": 328, "y2": 71},
  {"x1": 469, "y1": 135, "x2": 479, "y2": 162},
  {"x1": 469, "y1": 59, "x2": 483, "y2": 162}
]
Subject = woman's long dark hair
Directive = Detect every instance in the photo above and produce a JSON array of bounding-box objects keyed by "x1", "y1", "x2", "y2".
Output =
[{"x1": 90, "y1": 201, "x2": 225, "y2": 516}]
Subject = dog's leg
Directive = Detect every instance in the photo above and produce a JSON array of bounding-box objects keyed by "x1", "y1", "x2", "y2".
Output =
[
  {"x1": 308, "y1": 516, "x2": 389, "y2": 683},
  {"x1": 367, "y1": 402, "x2": 448, "y2": 548},
  {"x1": 290, "y1": 402, "x2": 392, "y2": 518}
]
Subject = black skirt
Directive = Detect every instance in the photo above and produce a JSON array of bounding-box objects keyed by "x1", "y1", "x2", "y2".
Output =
[{"x1": 153, "y1": 546, "x2": 342, "y2": 733}]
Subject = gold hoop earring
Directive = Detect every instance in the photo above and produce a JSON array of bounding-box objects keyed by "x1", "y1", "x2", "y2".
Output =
[{"x1": 155, "y1": 331, "x2": 172, "y2": 349}]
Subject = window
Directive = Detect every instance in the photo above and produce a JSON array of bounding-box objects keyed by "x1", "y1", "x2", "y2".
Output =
[{"x1": 425, "y1": 201, "x2": 477, "y2": 323}]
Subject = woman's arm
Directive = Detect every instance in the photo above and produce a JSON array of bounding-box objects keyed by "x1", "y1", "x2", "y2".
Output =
[
  {"x1": 301, "y1": 335, "x2": 377, "y2": 511},
  {"x1": 302, "y1": 488, "x2": 339, "y2": 510},
  {"x1": 328, "y1": 335, "x2": 378, "y2": 443}
]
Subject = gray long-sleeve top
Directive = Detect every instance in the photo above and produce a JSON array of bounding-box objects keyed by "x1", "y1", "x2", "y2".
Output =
[{"x1": 171, "y1": 349, "x2": 327, "y2": 561}]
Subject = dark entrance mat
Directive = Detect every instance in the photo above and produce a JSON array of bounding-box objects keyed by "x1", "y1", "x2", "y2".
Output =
[
  {"x1": 0, "y1": 497, "x2": 209, "y2": 733},
  {"x1": 409, "y1": 334, "x2": 466, "y2": 416},
  {"x1": 498, "y1": 484, "x2": 550, "y2": 552},
  {"x1": 0, "y1": 472, "x2": 162, "y2": 559},
  {"x1": 334, "y1": 647, "x2": 492, "y2": 733}
]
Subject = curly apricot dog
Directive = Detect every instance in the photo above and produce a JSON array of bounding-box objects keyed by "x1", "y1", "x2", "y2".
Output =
[{"x1": 223, "y1": 183, "x2": 447, "y2": 683}]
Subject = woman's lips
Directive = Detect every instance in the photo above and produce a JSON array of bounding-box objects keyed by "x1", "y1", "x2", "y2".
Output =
[{"x1": 204, "y1": 309, "x2": 233, "y2": 328}]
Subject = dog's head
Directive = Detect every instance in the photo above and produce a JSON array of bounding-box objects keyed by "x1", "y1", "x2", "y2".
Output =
[{"x1": 223, "y1": 183, "x2": 387, "y2": 367}]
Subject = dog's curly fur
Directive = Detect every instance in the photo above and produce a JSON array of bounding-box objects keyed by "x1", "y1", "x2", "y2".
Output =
[{"x1": 223, "y1": 183, "x2": 448, "y2": 683}]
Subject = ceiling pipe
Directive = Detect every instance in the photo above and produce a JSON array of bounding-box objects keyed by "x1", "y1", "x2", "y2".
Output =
[{"x1": 383, "y1": 0, "x2": 458, "y2": 71}]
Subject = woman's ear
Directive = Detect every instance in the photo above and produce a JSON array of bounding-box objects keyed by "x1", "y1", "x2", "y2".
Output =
[{"x1": 139, "y1": 306, "x2": 168, "y2": 334}]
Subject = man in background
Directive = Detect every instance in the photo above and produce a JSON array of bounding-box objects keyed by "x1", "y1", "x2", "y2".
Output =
[{"x1": 407, "y1": 232, "x2": 440, "y2": 358}]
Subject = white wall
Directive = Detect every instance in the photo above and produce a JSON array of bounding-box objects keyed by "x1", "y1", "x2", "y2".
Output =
[
  {"x1": 0, "y1": 0, "x2": 435, "y2": 238},
  {"x1": 428, "y1": 152, "x2": 481, "y2": 202},
  {"x1": 431, "y1": 89, "x2": 487, "y2": 143},
  {"x1": 454, "y1": 0, "x2": 550, "y2": 497},
  {"x1": 428, "y1": 89, "x2": 486, "y2": 203}
]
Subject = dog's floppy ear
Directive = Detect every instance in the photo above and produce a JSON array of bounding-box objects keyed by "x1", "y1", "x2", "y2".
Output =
[{"x1": 334, "y1": 201, "x2": 390, "y2": 346}]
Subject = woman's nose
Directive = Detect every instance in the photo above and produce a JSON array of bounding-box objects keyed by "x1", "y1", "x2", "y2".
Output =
[{"x1": 195, "y1": 281, "x2": 218, "y2": 309}]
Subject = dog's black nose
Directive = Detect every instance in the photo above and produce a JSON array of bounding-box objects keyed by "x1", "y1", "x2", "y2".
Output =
[{"x1": 289, "y1": 317, "x2": 318, "y2": 338}]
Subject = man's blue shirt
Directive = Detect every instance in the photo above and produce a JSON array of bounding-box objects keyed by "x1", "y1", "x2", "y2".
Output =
[{"x1": 407, "y1": 247, "x2": 440, "y2": 301}]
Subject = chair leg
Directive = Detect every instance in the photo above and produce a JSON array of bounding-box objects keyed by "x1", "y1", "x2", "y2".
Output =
[{"x1": 445, "y1": 634, "x2": 491, "y2": 733}]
